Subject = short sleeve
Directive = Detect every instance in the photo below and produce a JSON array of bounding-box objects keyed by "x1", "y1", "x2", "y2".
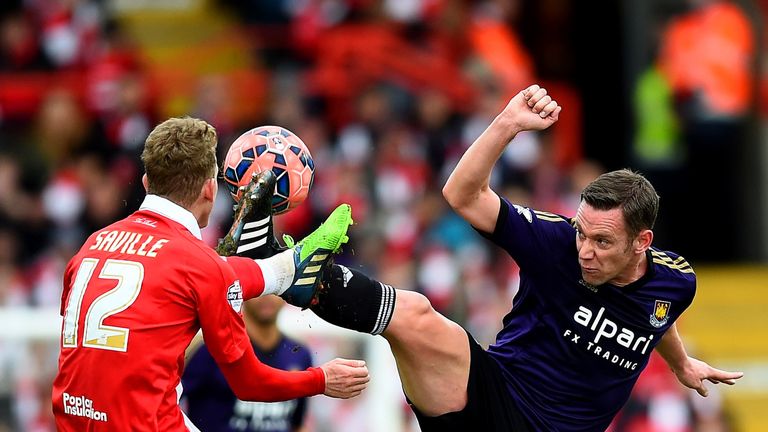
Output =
[{"x1": 478, "y1": 197, "x2": 576, "y2": 274}]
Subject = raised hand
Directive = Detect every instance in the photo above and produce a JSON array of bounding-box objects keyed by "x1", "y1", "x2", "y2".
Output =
[
  {"x1": 320, "y1": 358, "x2": 370, "y2": 399},
  {"x1": 497, "y1": 84, "x2": 561, "y2": 132},
  {"x1": 674, "y1": 356, "x2": 744, "y2": 397}
]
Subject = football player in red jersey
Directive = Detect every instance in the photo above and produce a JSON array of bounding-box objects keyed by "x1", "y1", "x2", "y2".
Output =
[{"x1": 52, "y1": 117, "x2": 368, "y2": 431}]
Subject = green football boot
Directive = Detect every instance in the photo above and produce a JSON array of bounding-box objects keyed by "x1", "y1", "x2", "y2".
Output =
[{"x1": 281, "y1": 204, "x2": 353, "y2": 308}]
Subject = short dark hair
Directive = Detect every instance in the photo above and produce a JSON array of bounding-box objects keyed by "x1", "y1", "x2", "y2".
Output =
[{"x1": 580, "y1": 169, "x2": 659, "y2": 237}]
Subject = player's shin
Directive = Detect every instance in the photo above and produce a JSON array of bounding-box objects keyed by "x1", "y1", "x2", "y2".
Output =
[{"x1": 311, "y1": 264, "x2": 396, "y2": 335}]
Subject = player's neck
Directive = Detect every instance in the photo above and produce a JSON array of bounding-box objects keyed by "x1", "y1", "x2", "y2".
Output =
[
  {"x1": 245, "y1": 320, "x2": 282, "y2": 351},
  {"x1": 611, "y1": 251, "x2": 649, "y2": 287},
  {"x1": 187, "y1": 200, "x2": 209, "y2": 229}
]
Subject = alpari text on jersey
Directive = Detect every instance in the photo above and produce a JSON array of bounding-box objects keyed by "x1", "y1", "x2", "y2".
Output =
[{"x1": 563, "y1": 306, "x2": 655, "y2": 371}]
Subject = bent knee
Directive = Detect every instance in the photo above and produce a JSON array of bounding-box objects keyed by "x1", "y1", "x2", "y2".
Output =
[
  {"x1": 387, "y1": 290, "x2": 449, "y2": 337},
  {"x1": 397, "y1": 291, "x2": 435, "y2": 322}
]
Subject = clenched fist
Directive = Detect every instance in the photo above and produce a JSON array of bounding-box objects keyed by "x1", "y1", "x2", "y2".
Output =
[
  {"x1": 497, "y1": 84, "x2": 561, "y2": 133},
  {"x1": 320, "y1": 358, "x2": 370, "y2": 399}
]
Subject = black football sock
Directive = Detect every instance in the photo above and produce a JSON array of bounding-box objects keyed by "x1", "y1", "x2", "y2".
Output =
[{"x1": 311, "y1": 264, "x2": 396, "y2": 335}]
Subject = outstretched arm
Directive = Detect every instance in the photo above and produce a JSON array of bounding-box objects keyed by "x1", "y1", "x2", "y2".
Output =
[
  {"x1": 655, "y1": 323, "x2": 743, "y2": 396},
  {"x1": 218, "y1": 351, "x2": 369, "y2": 401},
  {"x1": 442, "y1": 84, "x2": 561, "y2": 233}
]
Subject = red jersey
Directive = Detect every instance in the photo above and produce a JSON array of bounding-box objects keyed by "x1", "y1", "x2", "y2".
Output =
[{"x1": 52, "y1": 195, "x2": 323, "y2": 431}]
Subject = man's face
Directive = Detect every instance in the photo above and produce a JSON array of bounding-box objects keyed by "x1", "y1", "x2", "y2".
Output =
[
  {"x1": 574, "y1": 202, "x2": 637, "y2": 286},
  {"x1": 244, "y1": 295, "x2": 284, "y2": 325}
]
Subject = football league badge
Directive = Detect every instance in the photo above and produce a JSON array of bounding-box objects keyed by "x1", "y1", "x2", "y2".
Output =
[
  {"x1": 227, "y1": 280, "x2": 244, "y2": 313},
  {"x1": 649, "y1": 300, "x2": 671, "y2": 328}
]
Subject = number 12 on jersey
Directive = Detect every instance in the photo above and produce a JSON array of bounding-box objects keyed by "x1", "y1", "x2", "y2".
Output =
[{"x1": 62, "y1": 258, "x2": 145, "y2": 352}]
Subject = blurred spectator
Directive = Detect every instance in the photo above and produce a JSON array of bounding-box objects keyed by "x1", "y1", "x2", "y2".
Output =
[
  {"x1": 653, "y1": 0, "x2": 755, "y2": 261},
  {"x1": 0, "y1": 9, "x2": 52, "y2": 71},
  {"x1": 34, "y1": 0, "x2": 104, "y2": 69},
  {"x1": 0, "y1": 224, "x2": 25, "y2": 307},
  {"x1": 658, "y1": 0, "x2": 753, "y2": 118},
  {"x1": 33, "y1": 89, "x2": 89, "y2": 166},
  {"x1": 467, "y1": 0, "x2": 533, "y2": 97},
  {"x1": 183, "y1": 296, "x2": 313, "y2": 432},
  {"x1": 0, "y1": 152, "x2": 49, "y2": 267}
]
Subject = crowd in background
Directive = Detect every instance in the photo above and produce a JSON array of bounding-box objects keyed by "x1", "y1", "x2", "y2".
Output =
[{"x1": 0, "y1": 0, "x2": 753, "y2": 430}]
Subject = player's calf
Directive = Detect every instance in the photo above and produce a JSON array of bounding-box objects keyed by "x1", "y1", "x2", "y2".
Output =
[{"x1": 311, "y1": 264, "x2": 396, "y2": 335}]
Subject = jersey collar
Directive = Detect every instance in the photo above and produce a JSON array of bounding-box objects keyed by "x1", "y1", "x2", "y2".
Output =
[{"x1": 139, "y1": 194, "x2": 202, "y2": 240}]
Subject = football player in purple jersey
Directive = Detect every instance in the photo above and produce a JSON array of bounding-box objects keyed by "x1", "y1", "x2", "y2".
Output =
[{"x1": 232, "y1": 84, "x2": 743, "y2": 432}]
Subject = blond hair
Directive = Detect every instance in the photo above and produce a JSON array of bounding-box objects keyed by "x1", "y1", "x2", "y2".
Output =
[{"x1": 141, "y1": 117, "x2": 218, "y2": 207}]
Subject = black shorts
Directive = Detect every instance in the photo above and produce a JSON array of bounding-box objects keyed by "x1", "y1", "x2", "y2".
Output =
[{"x1": 409, "y1": 331, "x2": 531, "y2": 432}]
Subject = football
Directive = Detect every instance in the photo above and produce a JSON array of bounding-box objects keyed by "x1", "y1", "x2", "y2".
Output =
[{"x1": 222, "y1": 126, "x2": 315, "y2": 214}]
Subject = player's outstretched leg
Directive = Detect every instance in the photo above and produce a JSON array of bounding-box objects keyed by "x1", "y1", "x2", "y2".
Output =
[
  {"x1": 217, "y1": 170, "x2": 282, "y2": 258},
  {"x1": 227, "y1": 191, "x2": 468, "y2": 415},
  {"x1": 312, "y1": 265, "x2": 470, "y2": 417}
]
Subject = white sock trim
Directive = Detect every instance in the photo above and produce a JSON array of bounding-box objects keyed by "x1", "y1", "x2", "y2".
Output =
[
  {"x1": 372, "y1": 283, "x2": 395, "y2": 335},
  {"x1": 255, "y1": 248, "x2": 296, "y2": 296}
]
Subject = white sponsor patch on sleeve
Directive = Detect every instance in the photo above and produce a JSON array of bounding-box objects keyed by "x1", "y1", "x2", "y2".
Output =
[{"x1": 227, "y1": 280, "x2": 243, "y2": 313}]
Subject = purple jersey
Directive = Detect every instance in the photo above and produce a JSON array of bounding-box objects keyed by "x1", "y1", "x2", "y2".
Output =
[
  {"x1": 182, "y1": 336, "x2": 312, "y2": 432},
  {"x1": 483, "y1": 198, "x2": 696, "y2": 431}
]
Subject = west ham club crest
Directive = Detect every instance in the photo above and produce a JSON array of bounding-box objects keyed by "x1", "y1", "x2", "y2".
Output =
[{"x1": 649, "y1": 300, "x2": 671, "y2": 328}]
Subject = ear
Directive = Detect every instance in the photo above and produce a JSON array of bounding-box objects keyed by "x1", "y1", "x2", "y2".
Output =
[
  {"x1": 634, "y1": 229, "x2": 654, "y2": 254},
  {"x1": 142, "y1": 174, "x2": 149, "y2": 192},
  {"x1": 202, "y1": 177, "x2": 216, "y2": 202}
]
